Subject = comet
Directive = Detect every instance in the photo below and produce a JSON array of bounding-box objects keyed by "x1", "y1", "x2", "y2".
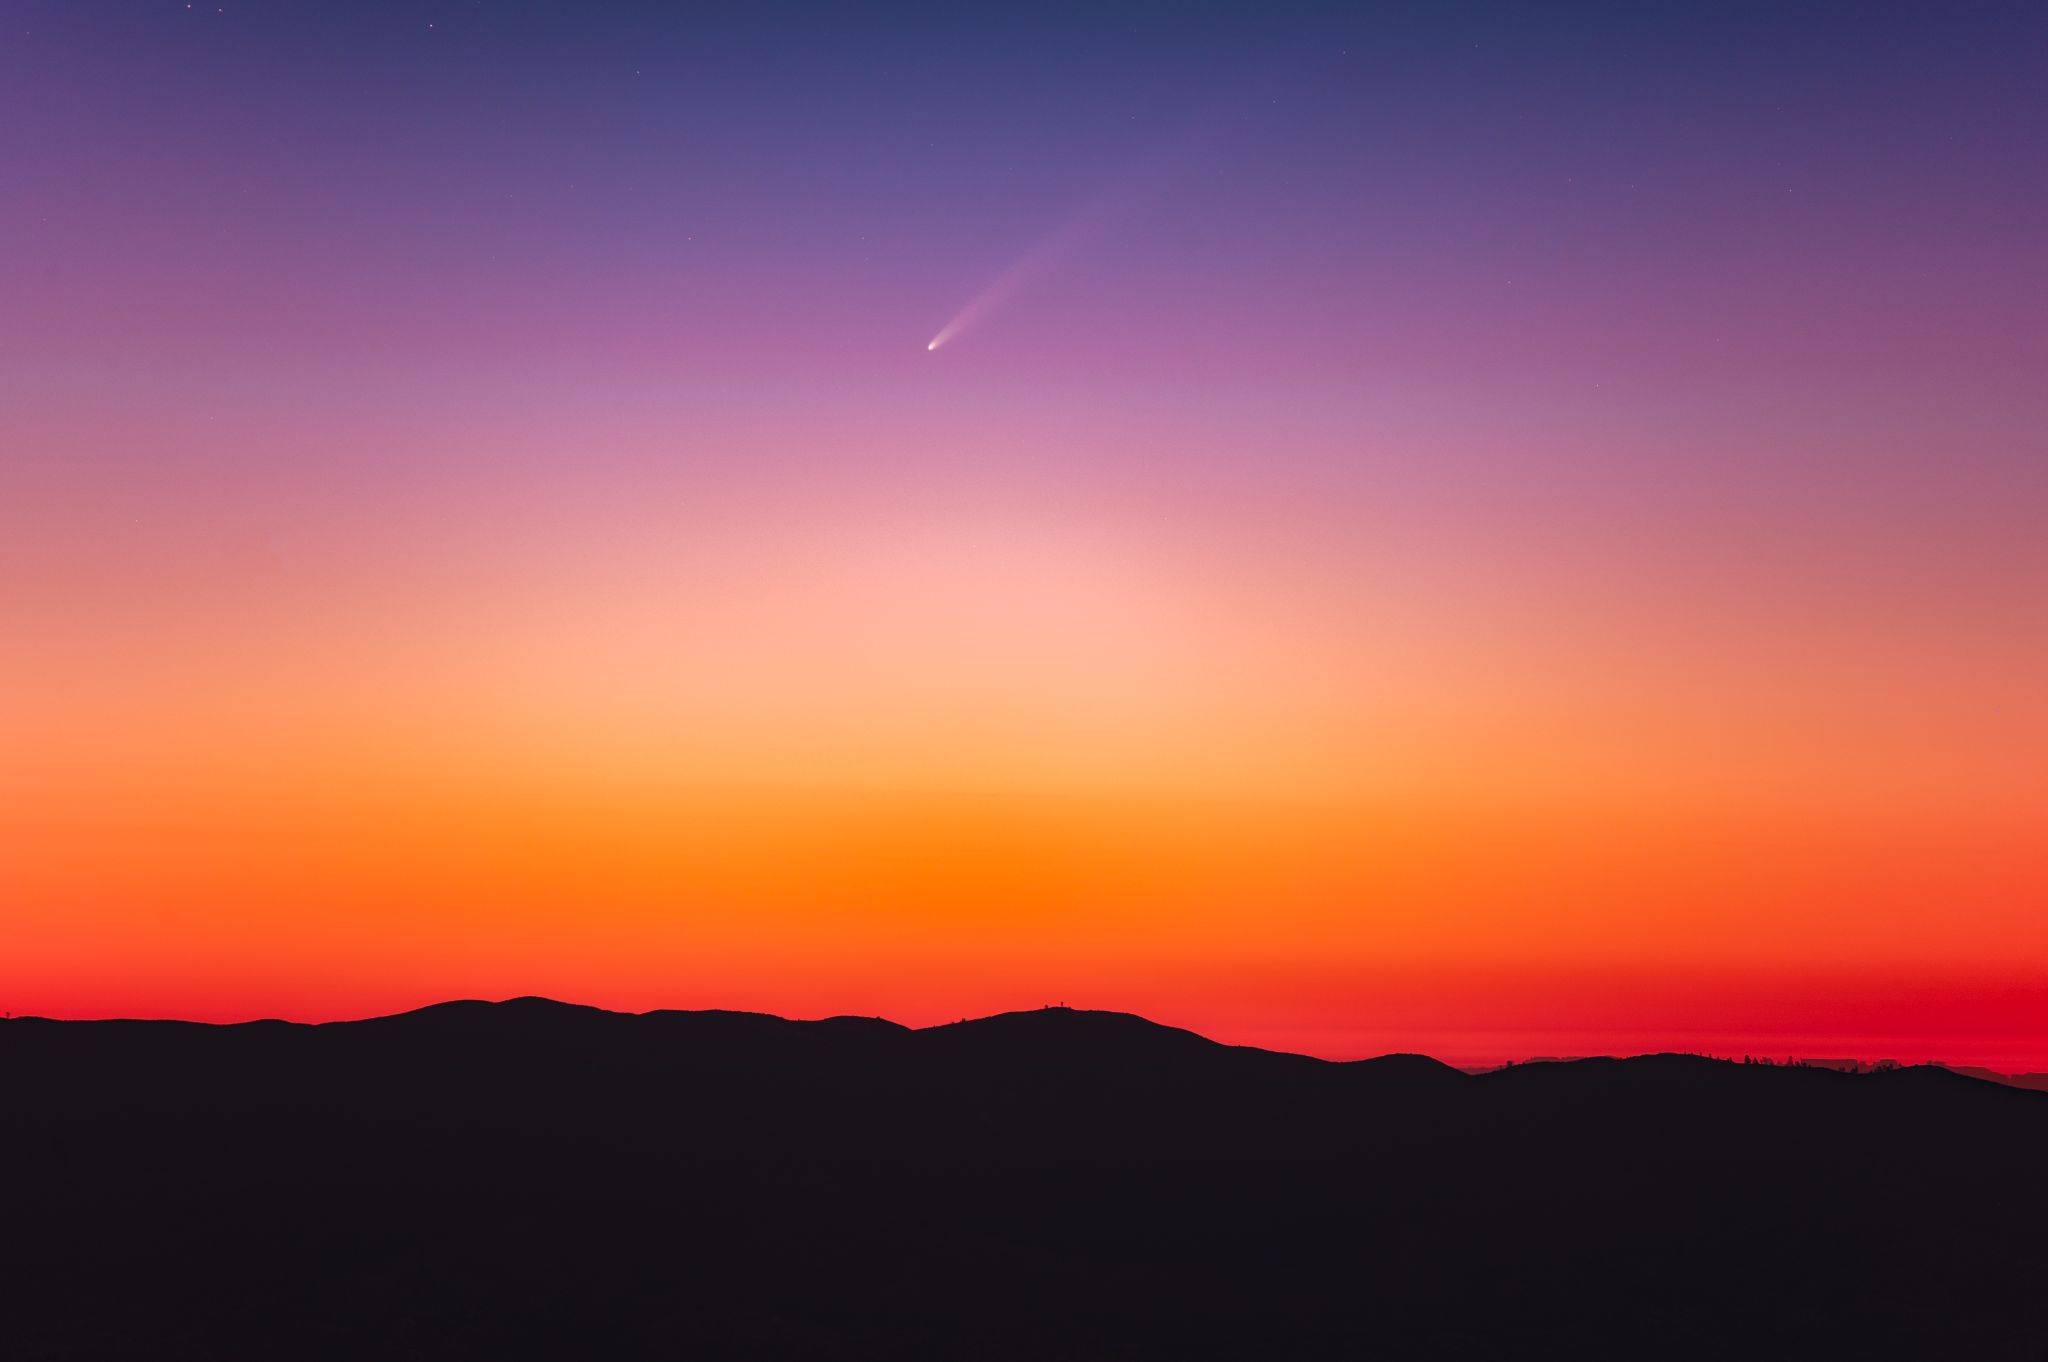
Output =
[{"x1": 925, "y1": 146, "x2": 1186, "y2": 353}]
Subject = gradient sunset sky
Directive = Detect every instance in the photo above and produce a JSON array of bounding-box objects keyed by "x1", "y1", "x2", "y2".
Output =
[{"x1": 4, "y1": 1, "x2": 2045, "y2": 1066}]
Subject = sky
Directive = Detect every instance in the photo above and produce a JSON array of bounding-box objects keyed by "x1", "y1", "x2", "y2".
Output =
[{"x1": 3, "y1": 1, "x2": 2045, "y2": 1067}]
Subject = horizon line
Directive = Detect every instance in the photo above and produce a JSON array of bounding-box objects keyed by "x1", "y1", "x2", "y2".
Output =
[{"x1": 8, "y1": 994, "x2": 2043, "y2": 1082}]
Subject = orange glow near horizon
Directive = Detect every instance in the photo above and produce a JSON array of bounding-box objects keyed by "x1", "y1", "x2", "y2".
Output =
[{"x1": 6, "y1": 442, "x2": 2045, "y2": 1068}]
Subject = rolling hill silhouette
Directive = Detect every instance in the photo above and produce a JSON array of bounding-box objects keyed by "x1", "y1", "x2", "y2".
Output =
[{"x1": 5, "y1": 999, "x2": 2045, "y2": 1360}]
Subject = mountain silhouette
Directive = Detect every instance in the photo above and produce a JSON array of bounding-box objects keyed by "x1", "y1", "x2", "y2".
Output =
[{"x1": 5, "y1": 999, "x2": 2045, "y2": 1361}]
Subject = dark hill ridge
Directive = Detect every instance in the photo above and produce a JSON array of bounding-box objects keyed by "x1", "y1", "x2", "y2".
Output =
[
  {"x1": 4, "y1": 1000, "x2": 2045, "y2": 1361},
  {"x1": 13, "y1": 996, "x2": 2028, "y2": 1112},
  {"x1": 20, "y1": 995, "x2": 2035, "y2": 1090}
]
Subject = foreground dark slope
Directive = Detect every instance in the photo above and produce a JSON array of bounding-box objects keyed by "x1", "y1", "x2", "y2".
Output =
[{"x1": 5, "y1": 1001, "x2": 2045, "y2": 1361}]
